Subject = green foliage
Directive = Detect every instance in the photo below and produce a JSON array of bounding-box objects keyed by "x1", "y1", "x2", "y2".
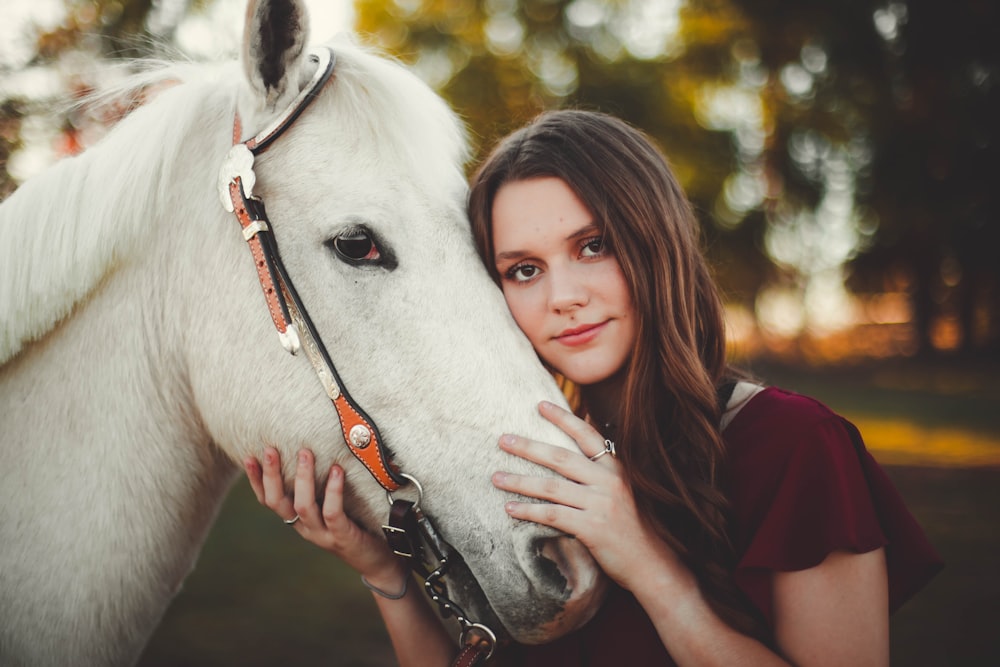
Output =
[
  {"x1": 0, "y1": 0, "x2": 178, "y2": 197},
  {"x1": 356, "y1": 0, "x2": 1000, "y2": 356},
  {"x1": 4, "y1": 0, "x2": 996, "y2": 356},
  {"x1": 0, "y1": 99, "x2": 25, "y2": 200}
]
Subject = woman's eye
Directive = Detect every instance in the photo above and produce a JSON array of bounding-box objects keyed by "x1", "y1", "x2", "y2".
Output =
[
  {"x1": 507, "y1": 264, "x2": 539, "y2": 283},
  {"x1": 581, "y1": 236, "x2": 605, "y2": 258},
  {"x1": 331, "y1": 229, "x2": 380, "y2": 263}
]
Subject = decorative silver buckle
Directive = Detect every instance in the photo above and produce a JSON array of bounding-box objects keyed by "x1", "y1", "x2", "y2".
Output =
[{"x1": 217, "y1": 143, "x2": 256, "y2": 212}]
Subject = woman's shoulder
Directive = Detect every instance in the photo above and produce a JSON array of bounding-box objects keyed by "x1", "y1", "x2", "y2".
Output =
[
  {"x1": 721, "y1": 384, "x2": 883, "y2": 551},
  {"x1": 723, "y1": 385, "x2": 857, "y2": 466},
  {"x1": 723, "y1": 385, "x2": 943, "y2": 621},
  {"x1": 726, "y1": 385, "x2": 841, "y2": 431}
]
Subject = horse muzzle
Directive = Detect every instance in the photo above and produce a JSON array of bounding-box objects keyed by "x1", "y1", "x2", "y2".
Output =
[{"x1": 517, "y1": 534, "x2": 609, "y2": 643}]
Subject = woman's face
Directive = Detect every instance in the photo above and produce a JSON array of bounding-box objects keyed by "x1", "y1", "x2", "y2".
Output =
[{"x1": 491, "y1": 177, "x2": 637, "y2": 387}]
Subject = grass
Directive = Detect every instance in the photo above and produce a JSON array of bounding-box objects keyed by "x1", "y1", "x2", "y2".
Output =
[
  {"x1": 137, "y1": 483, "x2": 397, "y2": 667},
  {"x1": 886, "y1": 466, "x2": 1000, "y2": 666},
  {"x1": 139, "y1": 358, "x2": 1000, "y2": 666}
]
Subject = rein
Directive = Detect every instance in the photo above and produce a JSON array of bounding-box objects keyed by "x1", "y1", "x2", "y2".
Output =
[{"x1": 216, "y1": 47, "x2": 497, "y2": 665}]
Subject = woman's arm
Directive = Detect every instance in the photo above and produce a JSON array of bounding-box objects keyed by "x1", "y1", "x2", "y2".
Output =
[
  {"x1": 772, "y1": 548, "x2": 889, "y2": 666},
  {"x1": 245, "y1": 448, "x2": 457, "y2": 667},
  {"x1": 494, "y1": 401, "x2": 889, "y2": 667},
  {"x1": 627, "y1": 546, "x2": 888, "y2": 666}
]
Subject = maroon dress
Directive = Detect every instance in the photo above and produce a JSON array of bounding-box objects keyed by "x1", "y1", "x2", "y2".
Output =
[{"x1": 496, "y1": 387, "x2": 943, "y2": 665}]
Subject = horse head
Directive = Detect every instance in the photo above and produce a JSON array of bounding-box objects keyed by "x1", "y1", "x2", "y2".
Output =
[
  {"x1": 0, "y1": 1, "x2": 607, "y2": 662},
  {"x1": 190, "y1": 0, "x2": 606, "y2": 647}
]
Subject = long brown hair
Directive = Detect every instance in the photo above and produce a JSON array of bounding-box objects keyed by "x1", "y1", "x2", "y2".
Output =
[{"x1": 468, "y1": 110, "x2": 763, "y2": 636}]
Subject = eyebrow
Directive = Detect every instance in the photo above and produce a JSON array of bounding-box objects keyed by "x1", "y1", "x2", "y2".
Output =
[{"x1": 494, "y1": 222, "x2": 602, "y2": 264}]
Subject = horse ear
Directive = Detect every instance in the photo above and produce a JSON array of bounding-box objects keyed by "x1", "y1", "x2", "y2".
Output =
[{"x1": 242, "y1": 0, "x2": 310, "y2": 109}]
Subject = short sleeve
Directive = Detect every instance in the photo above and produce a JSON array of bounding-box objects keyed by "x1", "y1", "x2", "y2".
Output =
[{"x1": 725, "y1": 389, "x2": 943, "y2": 628}]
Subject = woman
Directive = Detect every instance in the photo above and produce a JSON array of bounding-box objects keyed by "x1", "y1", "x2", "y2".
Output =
[{"x1": 245, "y1": 110, "x2": 942, "y2": 665}]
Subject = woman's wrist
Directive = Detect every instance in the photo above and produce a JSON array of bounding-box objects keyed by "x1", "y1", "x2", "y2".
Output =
[
  {"x1": 632, "y1": 561, "x2": 710, "y2": 632},
  {"x1": 362, "y1": 573, "x2": 410, "y2": 599},
  {"x1": 360, "y1": 559, "x2": 411, "y2": 596},
  {"x1": 625, "y1": 542, "x2": 702, "y2": 612}
]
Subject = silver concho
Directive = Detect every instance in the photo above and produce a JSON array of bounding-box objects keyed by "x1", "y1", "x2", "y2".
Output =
[{"x1": 349, "y1": 424, "x2": 372, "y2": 449}]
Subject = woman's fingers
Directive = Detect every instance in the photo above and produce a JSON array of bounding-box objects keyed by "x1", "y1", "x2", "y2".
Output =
[
  {"x1": 492, "y1": 470, "x2": 588, "y2": 510},
  {"x1": 322, "y1": 464, "x2": 347, "y2": 522},
  {"x1": 243, "y1": 449, "x2": 401, "y2": 579},
  {"x1": 495, "y1": 423, "x2": 632, "y2": 560},
  {"x1": 292, "y1": 449, "x2": 324, "y2": 525},
  {"x1": 244, "y1": 456, "x2": 266, "y2": 504},
  {"x1": 258, "y1": 446, "x2": 297, "y2": 520},
  {"x1": 503, "y1": 497, "x2": 582, "y2": 536},
  {"x1": 537, "y1": 401, "x2": 617, "y2": 464},
  {"x1": 499, "y1": 432, "x2": 612, "y2": 485},
  {"x1": 259, "y1": 447, "x2": 285, "y2": 502},
  {"x1": 320, "y1": 465, "x2": 361, "y2": 536}
]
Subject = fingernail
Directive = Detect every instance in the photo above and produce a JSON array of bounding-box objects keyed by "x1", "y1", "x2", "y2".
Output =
[
  {"x1": 298, "y1": 450, "x2": 308, "y2": 465},
  {"x1": 500, "y1": 434, "x2": 516, "y2": 446},
  {"x1": 539, "y1": 400, "x2": 553, "y2": 410},
  {"x1": 505, "y1": 501, "x2": 519, "y2": 514},
  {"x1": 329, "y1": 465, "x2": 341, "y2": 479},
  {"x1": 492, "y1": 472, "x2": 507, "y2": 485}
]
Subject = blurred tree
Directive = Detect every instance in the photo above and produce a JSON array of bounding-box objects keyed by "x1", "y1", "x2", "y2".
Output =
[
  {"x1": 0, "y1": 99, "x2": 26, "y2": 200},
  {"x1": 853, "y1": 0, "x2": 999, "y2": 357},
  {"x1": 734, "y1": 0, "x2": 999, "y2": 356},
  {"x1": 0, "y1": 0, "x2": 207, "y2": 194},
  {"x1": 356, "y1": 0, "x2": 999, "y2": 357},
  {"x1": 4, "y1": 0, "x2": 996, "y2": 358},
  {"x1": 356, "y1": 0, "x2": 772, "y2": 303}
]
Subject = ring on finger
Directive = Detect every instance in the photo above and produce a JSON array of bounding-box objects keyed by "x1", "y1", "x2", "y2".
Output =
[
  {"x1": 588, "y1": 439, "x2": 616, "y2": 461},
  {"x1": 283, "y1": 514, "x2": 300, "y2": 525}
]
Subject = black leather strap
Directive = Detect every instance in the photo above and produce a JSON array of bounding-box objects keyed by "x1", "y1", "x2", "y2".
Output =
[{"x1": 382, "y1": 499, "x2": 423, "y2": 561}]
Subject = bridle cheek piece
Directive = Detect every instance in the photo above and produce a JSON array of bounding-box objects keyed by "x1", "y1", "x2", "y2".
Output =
[
  {"x1": 217, "y1": 47, "x2": 498, "y2": 664},
  {"x1": 217, "y1": 47, "x2": 402, "y2": 492}
]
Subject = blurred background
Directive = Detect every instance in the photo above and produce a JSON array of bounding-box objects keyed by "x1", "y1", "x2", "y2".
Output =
[{"x1": 1, "y1": 0, "x2": 997, "y2": 665}]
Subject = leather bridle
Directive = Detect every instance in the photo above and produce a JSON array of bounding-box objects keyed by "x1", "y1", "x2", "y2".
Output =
[{"x1": 217, "y1": 47, "x2": 497, "y2": 664}]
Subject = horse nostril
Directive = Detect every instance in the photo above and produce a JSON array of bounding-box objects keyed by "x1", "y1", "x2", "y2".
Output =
[
  {"x1": 536, "y1": 535, "x2": 597, "y2": 600},
  {"x1": 531, "y1": 535, "x2": 608, "y2": 637},
  {"x1": 535, "y1": 537, "x2": 572, "y2": 598}
]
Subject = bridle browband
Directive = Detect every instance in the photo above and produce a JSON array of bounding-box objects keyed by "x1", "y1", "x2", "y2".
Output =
[{"x1": 217, "y1": 47, "x2": 498, "y2": 664}]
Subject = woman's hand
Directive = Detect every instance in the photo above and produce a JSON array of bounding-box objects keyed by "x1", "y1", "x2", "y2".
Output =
[
  {"x1": 244, "y1": 447, "x2": 408, "y2": 591},
  {"x1": 247, "y1": 449, "x2": 459, "y2": 667},
  {"x1": 491, "y1": 401, "x2": 687, "y2": 591}
]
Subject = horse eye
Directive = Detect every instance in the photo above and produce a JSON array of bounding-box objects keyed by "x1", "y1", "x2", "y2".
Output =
[{"x1": 331, "y1": 229, "x2": 381, "y2": 263}]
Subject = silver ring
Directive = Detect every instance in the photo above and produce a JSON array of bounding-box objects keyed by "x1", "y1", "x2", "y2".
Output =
[
  {"x1": 283, "y1": 514, "x2": 300, "y2": 525},
  {"x1": 460, "y1": 622, "x2": 498, "y2": 661},
  {"x1": 588, "y1": 439, "x2": 616, "y2": 461},
  {"x1": 385, "y1": 473, "x2": 424, "y2": 510}
]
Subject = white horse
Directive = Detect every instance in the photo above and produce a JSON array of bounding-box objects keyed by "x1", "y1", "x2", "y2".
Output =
[{"x1": 0, "y1": 1, "x2": 607, "y2": 664}]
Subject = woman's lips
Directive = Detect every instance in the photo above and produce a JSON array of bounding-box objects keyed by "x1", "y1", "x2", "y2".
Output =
[{"x1": 555, "y1": 321, "x2": 607, "y2": 347}]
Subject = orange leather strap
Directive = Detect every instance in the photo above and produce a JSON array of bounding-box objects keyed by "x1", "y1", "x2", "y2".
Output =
[
  {"x1": 221, "y1": 48, "x2": 403, "y2": 491},
  {"x1": 331, "y1": 393, "x2": 400, "y2": 490},
  {"x1": 229, "y1": 178, "x2": 294, "y2": 340}
]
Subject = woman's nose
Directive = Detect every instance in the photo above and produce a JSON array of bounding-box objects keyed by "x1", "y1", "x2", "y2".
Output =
[{"x1": 547, "y1": 267, "x2": 589, "y2": 312}]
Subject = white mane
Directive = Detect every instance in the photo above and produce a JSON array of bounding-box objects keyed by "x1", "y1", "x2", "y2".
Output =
[
  {"x1": 0, "y1": 61, "x2": 231, "y2": 364},
  {"x1": 0, "y1": 39, "x2": 469, "y2": 365}
]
